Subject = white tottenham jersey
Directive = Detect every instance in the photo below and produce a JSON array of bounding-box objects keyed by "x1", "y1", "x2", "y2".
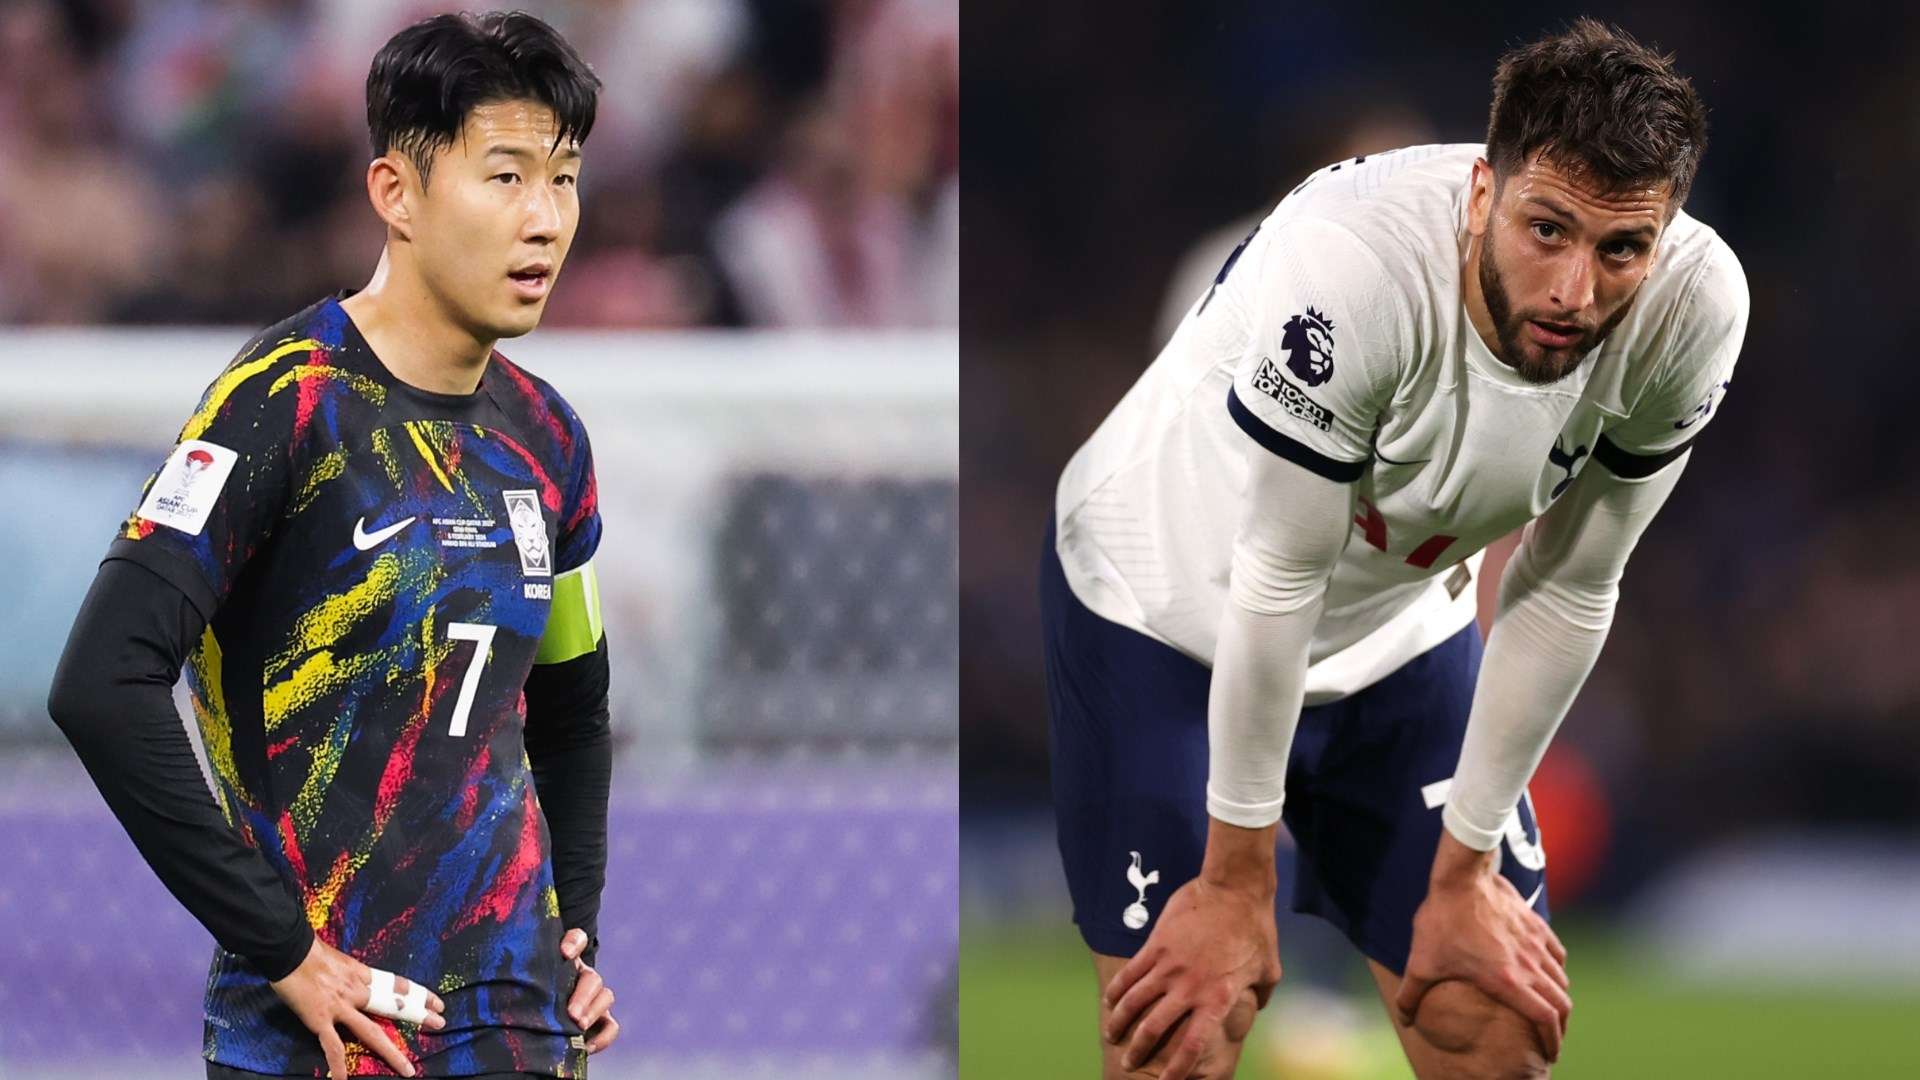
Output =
[{"x1": 1055, "y1": 144, "x2": 1748, "y2": 702}]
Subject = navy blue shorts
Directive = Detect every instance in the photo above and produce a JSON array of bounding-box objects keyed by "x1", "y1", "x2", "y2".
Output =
[{"x1": 1041, "y1": 520, "x2": 1547, "y2": 973}]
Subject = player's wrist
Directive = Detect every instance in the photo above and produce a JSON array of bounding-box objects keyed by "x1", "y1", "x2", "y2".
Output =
[
  {"x1": 1428, "y1": 824, "x2": 1500, "y2": 889},
  {"x1": 1199, "y1": 817, "x2": 1280, "y2": 897},
  {"x1": 260, "y1": 921, "x2": 318, "y2": 984}
]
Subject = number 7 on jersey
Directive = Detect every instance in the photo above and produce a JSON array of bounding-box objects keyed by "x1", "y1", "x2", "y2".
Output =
[{"x1": 445, "y1": 621, "x2": 497, "y2": 737}]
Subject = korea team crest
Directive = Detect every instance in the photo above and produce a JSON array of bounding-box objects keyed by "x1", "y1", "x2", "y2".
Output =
[{"x1": 502, "y1": 490, "x2": 551, "y2": 577}]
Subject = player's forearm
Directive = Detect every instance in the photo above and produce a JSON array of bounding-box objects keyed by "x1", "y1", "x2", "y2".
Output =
[
  {"x1": 47, "y1": 559, "x2": 314, "y2": 980},
  {"x1": 1442, "y1": 569, "x2": 1608, "y2": 849},
  {"x1": 1444, "y1": 461, "x2": 1683, "y2": 850},
  {"x1": 1205, "y1": 596, "x2": 1321, "y2": 896},
  {"x1": 1200, "y1": 817, "x2": 1282, "y2": 896},
  {"x1": 1206, "y1": 597, "x2": 1321, "y2": 832},
  {"x1": 528, "y1": 729, "x2": 610, "y2": 956},
  {"x1": 1204, "y1": 453, "x2": 1350, "y2": 865},
  {"x1": 1428, "y1": 826, "x2": 1503, "y2": 885},
  {"x1": 524, "y1": 638, "x2": 612, "y2": 964}
]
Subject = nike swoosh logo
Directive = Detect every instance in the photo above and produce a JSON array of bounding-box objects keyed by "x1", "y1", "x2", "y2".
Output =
[
  {"x1": 353, "y1": 515, "x2": 416, "y2": 551},
  {"x1": 1523, "y1": 881, "x2": 1544, "y2": 909}
]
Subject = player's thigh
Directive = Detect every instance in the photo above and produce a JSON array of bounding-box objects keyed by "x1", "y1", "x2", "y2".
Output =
[
  {"x1": 1364, "y1": 959, "x2": 1551, "y2": 1080},
  {"x1": 1283, "y1": 626, "x2": 1550, "y2": 975},
  {"x1": 1092, "y1": 951, "x2": 1258, "y2": 1080},
  {"x1": 1040, "y1": 517, "x2": 1214, "y2": 956}
]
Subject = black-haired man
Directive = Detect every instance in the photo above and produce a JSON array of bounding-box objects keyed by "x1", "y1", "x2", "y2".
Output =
[{"x1": 49, "y1": 12, "x2": 618, "y2": 1078}]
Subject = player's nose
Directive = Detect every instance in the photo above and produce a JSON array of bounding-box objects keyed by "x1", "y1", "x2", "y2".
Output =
[
  {"x1": 1549, "y1": 252, "x2": 1595, "y2": 313},
  {"x1": 522, "y1": 185, "x2": 563, "y2": 241}
]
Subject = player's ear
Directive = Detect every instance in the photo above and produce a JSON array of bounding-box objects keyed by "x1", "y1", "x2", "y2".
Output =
[
  {"x1": 1466, "y1": 158, "x2": 1495, "y2": 239},
  {"x1": 365, "y1": 155, "x2": 416, "y2": 241}
]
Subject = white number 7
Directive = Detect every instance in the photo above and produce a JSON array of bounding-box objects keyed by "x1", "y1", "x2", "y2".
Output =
[{"x1": 445, "y1": 622, "x2": 498, "y2": 737}]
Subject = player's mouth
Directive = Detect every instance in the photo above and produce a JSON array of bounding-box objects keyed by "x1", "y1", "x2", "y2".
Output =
[
  {"x1": 508, "y1": 263, "x2": 553, "y2": 299},
  {"x1": 1525, "y1": 319, "x2": 1583, "y2": 349}
]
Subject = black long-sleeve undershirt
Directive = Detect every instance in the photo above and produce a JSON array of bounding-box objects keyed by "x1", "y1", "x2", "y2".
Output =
[
  {"x1": 522, "y1": 637, "x2": 612, "y2": 969},
  {"x1": 46, "y1": 557, "x2": 315, "y2": 981}
]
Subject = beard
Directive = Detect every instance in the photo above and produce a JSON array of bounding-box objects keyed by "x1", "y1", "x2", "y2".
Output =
[{"x1": 1479, "y1": 236, "x2": 1634, "y2": 385}]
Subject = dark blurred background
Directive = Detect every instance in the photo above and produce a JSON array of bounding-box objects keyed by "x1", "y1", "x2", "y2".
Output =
[
  {"x1": 0, "y1": 0, "x2": 957, "y2": 329},
  {"x1": 961, "y1": 2, "x2": 1920, "y2": 1076}
]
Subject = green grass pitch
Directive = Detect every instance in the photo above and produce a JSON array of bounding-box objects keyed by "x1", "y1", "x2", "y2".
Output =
[{"x1": 960, "y1": 921, "x2": 1920, "y2": 1078}]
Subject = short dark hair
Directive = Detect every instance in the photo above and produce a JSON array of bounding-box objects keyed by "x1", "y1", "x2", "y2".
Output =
[
  {"x1": 1486, "y1": 18, "x2": 1708, "y2": 212},
  {"x1": 366, "y1": 10, "x2": 601, "y2": 186}
]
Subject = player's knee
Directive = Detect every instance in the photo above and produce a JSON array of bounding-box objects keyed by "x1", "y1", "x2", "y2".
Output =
[
  {"x1": 1409, "y1": 980, "x2": 1550, "y2": 1079},
  {"x1": 1097, "y1": 988, "x2": 1259, "y2": 1080},
  {"x1": 1222, "y1": 986, "x2": 1258, "y2": 1043}
]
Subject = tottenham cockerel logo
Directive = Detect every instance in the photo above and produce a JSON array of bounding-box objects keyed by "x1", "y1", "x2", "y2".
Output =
[
  {"x1": 1123, "y1": 851, "x2": 1160, "y2": 930},
  {"x1": 1281, "y1": 306, "x2": 1336, "y2": 387},
  {"x1": 1548, "y1": 438, "x2": 1589, "y2": 499}
]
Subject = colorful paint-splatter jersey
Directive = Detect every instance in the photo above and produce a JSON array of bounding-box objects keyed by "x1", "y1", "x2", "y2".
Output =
[{"x1": 109, "y1": 295, "x2": 603, "y2": 1077}]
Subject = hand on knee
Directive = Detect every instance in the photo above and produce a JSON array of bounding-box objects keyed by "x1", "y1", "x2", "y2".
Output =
[
  {"x1": 1406, "y1": 979, "x2": 1552, "y2": 1079},
  {"x1": 1221, "y1": 985, "x2": 1258, "y2": 1043},
  {"x1": 1100, "y1": 987, "x2": 1260, "y2": 1080}
]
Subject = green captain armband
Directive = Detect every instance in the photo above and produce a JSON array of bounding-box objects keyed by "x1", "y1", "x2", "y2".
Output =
[{"x1": 534, "y1": 560, "x2": 604, "y2": 664}]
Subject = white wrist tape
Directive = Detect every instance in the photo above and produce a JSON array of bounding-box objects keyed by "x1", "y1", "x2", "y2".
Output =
[{"x1": 365, "y1": 968, "x2": 433, "y2": 1025}]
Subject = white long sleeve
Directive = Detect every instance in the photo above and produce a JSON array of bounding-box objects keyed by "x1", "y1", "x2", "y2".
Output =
[
  {"x1": 1205, "y1": 449, "x2": 1354, "y2": 827},
  {"x1": 1441, "y1": 453, "x2": 1689, "y2": 851}
]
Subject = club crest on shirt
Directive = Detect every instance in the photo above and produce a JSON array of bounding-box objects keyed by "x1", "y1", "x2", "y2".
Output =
[
  {"x1": 1281, "y1": 305, "x2": 1335, "y2": 386},
  {"x1": 502, "y1": 489, "x2": 551, "y2": 577},
  {"x1": 1251, "y1": 358, "x2": 1333, "y2": 432},
  {"x1": 1548, "y1": 437, "x2": 1589, "y2": 499},
  {"x1": 1674, "y1": 378, "x2": 1730, "y2": 430}
]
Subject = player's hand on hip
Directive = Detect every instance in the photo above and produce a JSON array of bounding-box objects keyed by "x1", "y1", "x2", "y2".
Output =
[
  {"x1": 561, "y1": 928, "x2": 620, "y2": 1053},
  {"x1": 1395, "y1": 832, "x2": 1570, "y2": 1061},
  {"x1": 1101, "y1": 876, "x2": 1281, "y2": 1080},
  {"x1": 268, "y1": 935, "x2": 445, "y2": 1079}
]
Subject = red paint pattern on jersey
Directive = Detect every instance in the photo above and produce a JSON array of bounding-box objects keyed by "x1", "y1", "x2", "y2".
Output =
[
  {"x1": 293, "y1": 347, "x2": 328, "y2": 446},
  {"x1": 490, "y1": 428, "x2": 562, "y2": 512},
  {"x1": 277, "y1": 811, "x2": 307, "y2": 883},
  {"x1": 493, "y1": 354, "x2": 574, "y2": 458},
  {"x1": 455, "y1": 743, "x2": 495, "y2": 831},
  {"x1": 567, "y1": 468, "x2": 598, "y2": 533},
  {"x1": 453, "y1": 787, "x2": 543, "y2": 932}
]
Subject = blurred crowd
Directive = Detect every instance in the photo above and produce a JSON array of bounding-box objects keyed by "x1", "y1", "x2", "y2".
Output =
[
  {"x1": 962, "y1": 0, "x2": 1920, "y2": 904},
  {"x1": 0, "y1": 0, "x2": 956, "y2": 328}
]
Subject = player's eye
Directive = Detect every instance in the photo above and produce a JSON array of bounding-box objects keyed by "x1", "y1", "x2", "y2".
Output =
[
  {"x1": 1530, "y1": 220, "x2": 1562, "y2": 242},
  {"x1": 1602, "y1": 239, "x2": 1643, "y2": 262},
  {"x1": 492, "y1": 172, "x2": 522, "y2": 184},
  {"x1": 554, "y1": 174, "x2": 578, "y2": 188}
]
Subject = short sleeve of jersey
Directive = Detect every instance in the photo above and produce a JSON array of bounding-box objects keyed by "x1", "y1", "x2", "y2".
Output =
[
  {"x1": 1600, "y1": 237, "x2": 1749, "y2": 471},
  {"x1": 532, "y1": 397, "x2": 605, "y2": 667},
  {"x1": 554, "y1": 404, "x2": 601, "y2": 575},
  {"x1": 106, "y1": 341, "x2": 300, "y2": 618},
  {"x1": 1227, "y1": 218, "x2": 1404, "y2": 482}
]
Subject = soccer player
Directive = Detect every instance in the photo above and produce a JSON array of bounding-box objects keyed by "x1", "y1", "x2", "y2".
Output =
[
  {"x1": 48, "y1": 12, "x2": 618, "y2": 1079},
  {"x1": 1042, "y1": 20, "x2": 1745, "y2": 1079}
]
